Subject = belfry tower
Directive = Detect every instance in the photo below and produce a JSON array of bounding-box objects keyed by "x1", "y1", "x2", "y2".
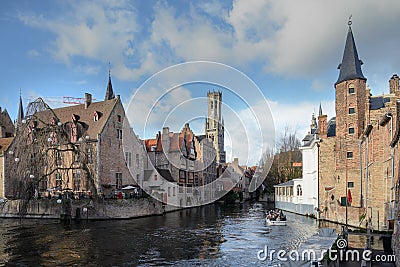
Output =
[{"x1": 205, "y1": 91, "x2": 226, "y2": 163}]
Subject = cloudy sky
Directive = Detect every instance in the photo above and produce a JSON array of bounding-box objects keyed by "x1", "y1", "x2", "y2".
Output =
[{"x1": 1, "y1": 0, "x2": 400, "y2": 164}]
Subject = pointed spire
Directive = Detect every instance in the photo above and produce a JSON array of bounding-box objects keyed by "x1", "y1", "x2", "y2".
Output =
[
  {"x1": 318, "y1": 103, "x2": 323, "y2": 117},
  {"x1": 17, "y1": 89, "x2": 24, "y2": 124},
  {"x1": 335, "y1": 18, "x2": 366, "y2": 85},
  {"x1": 310, "y1": 113, "x2": 318, "y2": 133},
  {"x1": 105, "y1": 62, "x2": 115, "y2": 100}
]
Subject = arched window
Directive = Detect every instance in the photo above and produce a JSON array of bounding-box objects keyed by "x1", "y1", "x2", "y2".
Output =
[{"x1": 297, "y1": 185, "x2": 302, "y2": 196}]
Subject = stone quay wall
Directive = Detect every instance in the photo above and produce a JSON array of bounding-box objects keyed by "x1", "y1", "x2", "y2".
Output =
[{"x1": 0, "y1": 198, "x2": 182, "y2": 220}]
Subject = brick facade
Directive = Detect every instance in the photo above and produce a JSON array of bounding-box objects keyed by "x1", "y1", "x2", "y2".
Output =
[{"x1": 318, "y1": 25, "x2": 399, "y2": 230}]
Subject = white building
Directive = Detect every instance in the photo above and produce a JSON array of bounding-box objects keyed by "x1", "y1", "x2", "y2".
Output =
[{"x1": 275, "y1": 113, "x2": 320, "y2": 217}]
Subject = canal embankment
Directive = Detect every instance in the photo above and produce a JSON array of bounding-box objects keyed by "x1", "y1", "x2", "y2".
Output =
[{"x1": 0, "y1": 197, "x2": 182, "y2": 220}]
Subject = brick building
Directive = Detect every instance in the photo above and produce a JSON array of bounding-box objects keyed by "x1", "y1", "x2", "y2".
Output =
[
  {"x1": 318, "y1": 21, "x2": 400, "y2": 230},
  {"x1": 0, "y1": 107, "x2": 15, "y2": 138},
  {"x1": 4, "y1": 74, "x2": 144, "y2": 199},
  {"x1": 0, "y1": 106, "x2": 15, "y2": 198}
]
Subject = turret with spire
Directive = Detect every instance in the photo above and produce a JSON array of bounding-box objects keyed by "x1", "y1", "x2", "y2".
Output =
[
  {"x1": 105, "y1": 63, "x2": 115, "y2": 101},
  {"x1": 335, "y1": 18, "x2": 366, "y2": 85},
  {"x1": 335, "y1": 17, "x2": 366, "y2": 139}
]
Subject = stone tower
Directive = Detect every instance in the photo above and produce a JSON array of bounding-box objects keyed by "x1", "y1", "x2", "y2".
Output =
[
  {"x1": 205, "y1": 91, "x2": 225, "y2": 163},
  {"x1": 334, "y1": 21, "x2": 366, "y2": 170}
]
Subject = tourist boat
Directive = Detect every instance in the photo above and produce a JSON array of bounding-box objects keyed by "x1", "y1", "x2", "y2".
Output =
[
  {"x1": 266, "y1": 218, "x2": 287, "y2": 226},
  {"x1": 265, "y1": 209, "x2": 287, "y2": 226}
]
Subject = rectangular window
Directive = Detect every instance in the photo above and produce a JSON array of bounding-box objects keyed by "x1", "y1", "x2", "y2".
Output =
[
  {"x1": 349, "y1": 87, "x2": 355, "y2": 94},
  {"x1": 125, "y1": 152, "x2": 132, "y2": 167},
  {"x1": 56, "y1": 173, "x2": 62, "y2": 188},
  {"x1": 168, "y1": 187, "x2": 171, "y2": 197},
  {"x1": 116, "y1": 173, "x2": 122, "y2": 190},
  {"x1": 179, "y1": 170, "x2": 186, "y2": 183},
  {"x1": 178, "y1": 184, "x2": 184, "y2": 193},
  {"x1": 349, "y1": 107, "x2": 355, "y2": 114},
  {"x1": 116, "y1": 129, "x2": 122, "y2": 139},
  {"x1": 348, "y1": 127, "x2": 355, "y2": 134},
  {"x1": 187, "y1": 172, "x2": 194, "y2": 184},
  {"x1": 74, "y1": 151, "x2": 79, "y2": 162},
  {"x1": 173, "y1": 187, "x2": 176, "y2": 196},
  {"x1": 56, "y1": 151, "x2": 63, "y2": 166},
  {"x1": 117, "y1": 115, "x2": 122, "y2": 122},
  {"x1": 136, "y1": 153, "x2": 139, "y2": 166},
  {"x1": 73, "y1": 171, "x2": 81, "y2": 191},
  {"x1": 347, "y1": 151, "x2": 353, "y2": 159},
  {"x1": 348, "y1": 182, "x2": 354, "y2": 188},
  {"x1": 340, "y1": 196, "x2": 347, "y2": 206},
  {"x1": 154, "y1": 174, "x2": 157, "y2": 181},
  {"x1": 86, "y1": 148, "x2": 93, "y2": 164}
]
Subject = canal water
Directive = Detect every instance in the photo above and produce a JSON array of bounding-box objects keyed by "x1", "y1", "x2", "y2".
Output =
[{"x1": 0, "y1": 202, "x2": 383, "y2": 266}]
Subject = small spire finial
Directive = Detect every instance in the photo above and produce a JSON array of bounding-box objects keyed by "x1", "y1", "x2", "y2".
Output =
[
  {"x1": 108, "y1": 62, "x2": 111, "y2": 78},
  {"x1": 348, "y1": 15, "x2": 352, "y2": 26}
]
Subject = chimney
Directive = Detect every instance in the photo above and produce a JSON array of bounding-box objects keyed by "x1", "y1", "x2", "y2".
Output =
[
  {"x1": 318, "y1": 114, "x2": 328, "y2": 138},
  {"x1": 162, "y1": 127, "x2": 169, "y2": 135},
  {"x1": 85, "y1": 93, "x2": 92, "y2": 109},
  {"x1": 389, "y1": 74, "x2": 399, "y2": 94}
]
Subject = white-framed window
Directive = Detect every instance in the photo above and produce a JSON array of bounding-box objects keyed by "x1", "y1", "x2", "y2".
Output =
[
  {"x1": 125, "y1": 152, "x2": 132, "y2": 167},
  {"x1": 116, "y1": 173, "x2": 122, "y2": 190}
]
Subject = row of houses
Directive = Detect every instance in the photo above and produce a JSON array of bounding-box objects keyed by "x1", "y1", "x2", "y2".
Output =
[
  {"x1": 275, "y1": 21, "x2": 400, "y2": 231},
  {"x1": 0, "y1": 73, "x2": 255, "y2": 208}
]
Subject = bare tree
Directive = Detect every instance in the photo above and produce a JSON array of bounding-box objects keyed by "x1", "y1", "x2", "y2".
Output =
[{"x1": 6, "y1": 98, "x2": 96, "y2": 217}]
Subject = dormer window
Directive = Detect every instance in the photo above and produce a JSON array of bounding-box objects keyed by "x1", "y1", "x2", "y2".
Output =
[
  {"x1": 93, "y1": 111, "x2": 99, "y2": 122},
  {"x1": 71, "y1": 114, "x2": 80, "y2": 122}
]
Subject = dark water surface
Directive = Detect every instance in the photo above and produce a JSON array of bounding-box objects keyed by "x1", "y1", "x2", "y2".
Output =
[{"x1": 0, "y1": 202, "x2": 372, "y2": 266}]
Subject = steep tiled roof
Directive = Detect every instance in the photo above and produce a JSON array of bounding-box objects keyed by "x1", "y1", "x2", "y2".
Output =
[
  {"x1": 0, "y1": 137, "x2": 13, "y2": 154},
  {"x1": 145, "y1": 138, "x2": 157, "y2": 151},
  {"x1": 34, "y1": 97, "x2": 119, "y2": 140},
  {"x1": 370, "y1": 96, "x2": 391, "y2": 110},
  {"x1": 156, "y1": 168, "x2": 175, "y2": 182},
  {"x1": 336, "y1": 26, "x2": 366, "y2": 85},
  {"x1": 327, "y1": 117, "x2": 336, "y2": 137}
]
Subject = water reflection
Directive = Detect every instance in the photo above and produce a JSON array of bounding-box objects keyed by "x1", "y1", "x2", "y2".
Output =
[{"x1": 0, "y1": 202, "x2": 378, "y2": 266}]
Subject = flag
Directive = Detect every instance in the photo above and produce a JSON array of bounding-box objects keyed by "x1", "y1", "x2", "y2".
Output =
[{"x1": 347, "y1": 189, "x2": 352, "y2": 205}]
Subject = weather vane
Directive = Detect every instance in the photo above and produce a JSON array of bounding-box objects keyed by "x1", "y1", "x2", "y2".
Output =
[{"x1": 348, "y1": 15, "x2": 352, "y2": 26}]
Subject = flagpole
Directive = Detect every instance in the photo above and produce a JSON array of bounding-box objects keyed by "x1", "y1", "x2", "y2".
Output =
[{"x1": 346, "y1": 147, "x2": 349, "y2": 235}]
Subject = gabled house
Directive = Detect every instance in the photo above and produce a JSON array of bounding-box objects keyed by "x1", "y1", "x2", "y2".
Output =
[{"x1": 4, "y1": 74, "x2": 144, "y2": 199}]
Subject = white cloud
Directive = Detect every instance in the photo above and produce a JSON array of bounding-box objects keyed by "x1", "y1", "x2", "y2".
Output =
[
  {"x1": 76, "y1": 64, "x2": 101, "y2": 75},
  {"x1": 17, "y1": 0, "x2": 400, "y2": 85},
  {"x1": 269, "y1": 99, "x2": 336, "y2": 140}
]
